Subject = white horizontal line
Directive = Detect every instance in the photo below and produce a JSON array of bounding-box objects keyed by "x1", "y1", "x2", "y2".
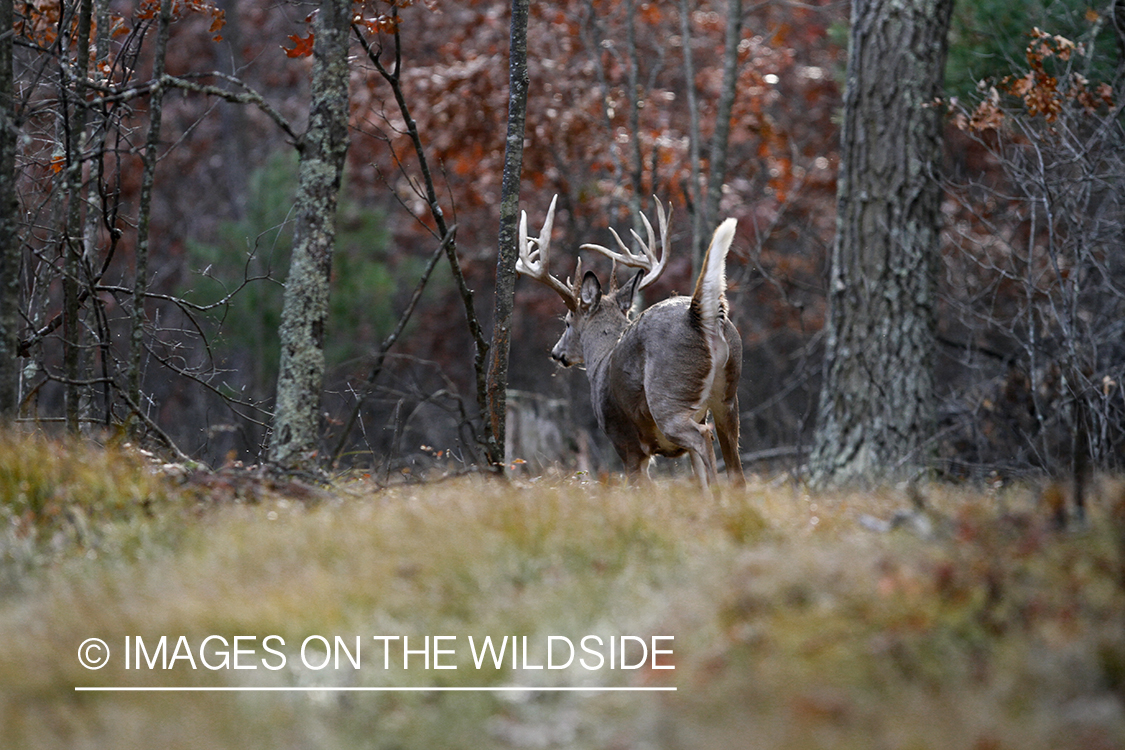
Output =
[{"x1": 74, "y1": 686, "x2": 676, "y2": 692}]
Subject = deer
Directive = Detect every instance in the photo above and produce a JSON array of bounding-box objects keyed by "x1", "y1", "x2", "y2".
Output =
[{"x1": 517, "y1": 195, "x2": 745, "y2": 489}]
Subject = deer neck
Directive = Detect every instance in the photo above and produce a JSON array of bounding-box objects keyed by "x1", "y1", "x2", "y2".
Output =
[{"x1": 581, "y1": 315, "x2": 628, "y2": 383}]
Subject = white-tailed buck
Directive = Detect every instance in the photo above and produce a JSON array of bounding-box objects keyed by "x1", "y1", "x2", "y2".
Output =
[{"x1": 517, "y1": 196, "x2": 745, "y2": 488}]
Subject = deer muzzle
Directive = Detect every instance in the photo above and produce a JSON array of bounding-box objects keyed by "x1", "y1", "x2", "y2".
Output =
[{"x1": 550, "y1": 340, "x2": 576, "y2": 368}]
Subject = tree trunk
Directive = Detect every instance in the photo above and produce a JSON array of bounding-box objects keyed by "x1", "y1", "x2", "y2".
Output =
[
  {"x1": 485, "y1": 0, "x2": 531, "y2": 470},
  {"x1": 129, "y1": 0, "x2": 172, "y2": 425},
  {"x1": 62, "y1": 0, "x2": 94, "y2": 433},
  {"x1": 678, "y1": 0, "x2": 704, "y2": 274},
  {"x1": 216, "y1": 0, "x2": 250, "y2": 221},
  {"x1": 83, "y1": 0, "x2": 113, "y2": 427},
  {"x1": 269, "y1": 0, "x2": 351, "y2": 469},
  {"x1": 809, "y1": 0, "x2": 954, "y2": 487},
  {"x1": 0, "y1": 0, "x2": 18, "y2": 418},
  {"x1": 583, "y1": 0, "x2": 640, "y2": 225},
  {"x1": 624, "y1": 0, "x2": 645, "y2": 219},
  {"x1": 699, "y1": 0, "x2": 742, "y2": 276}
]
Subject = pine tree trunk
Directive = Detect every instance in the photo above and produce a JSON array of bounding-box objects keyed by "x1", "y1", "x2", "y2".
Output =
[
  {"x1": 809, "y1": 0, "x2": 954, "y2": 486},
  {"x1": 269, "y1": 0, "x2": 351, "y2": 469}
]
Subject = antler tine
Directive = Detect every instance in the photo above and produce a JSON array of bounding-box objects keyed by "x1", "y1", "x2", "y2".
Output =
[
  {"x1": 516, "y1": 195, "x2": 579, "y2": 310},
  {"x1": 579, "y1": 198, "x2": 671, "y2": 291}
]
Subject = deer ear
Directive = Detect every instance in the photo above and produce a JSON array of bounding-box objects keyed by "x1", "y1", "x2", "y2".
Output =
[
  {"x1": 580, "y1": 271, "x2": 602, "y2": 308},
  {"x1": 615, "y1": 270, "x2": 643, "y2": 315}
]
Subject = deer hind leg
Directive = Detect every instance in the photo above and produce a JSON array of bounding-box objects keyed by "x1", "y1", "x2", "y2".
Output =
[
  {"x1": 626, "y1": 455, "x2": 654, "y2": 485},
  {"x1": 712, "y1": 395, "x2": 745, "y2": 487},
  {"x1": 614, "y1": 442, "x2": 654, "y2": 485},
  {"x1": 654, "y1": 411, "x2": 718, "y2": 489}
]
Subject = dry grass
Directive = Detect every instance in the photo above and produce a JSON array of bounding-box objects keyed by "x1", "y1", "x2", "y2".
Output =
[{"x1": 2, "y1": 433, "x2": 1124, "y2": 749}]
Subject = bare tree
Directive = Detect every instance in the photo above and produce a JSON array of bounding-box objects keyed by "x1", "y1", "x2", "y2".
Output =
[
  {"x1": 700, "y1": 0, "x2": 742, "y2": 275},
  {"x1": 0, "y1": 0, "x2": 17, "y2": 418},
  {"x1": 485, "y1": 0, "x2": 532, "y2": 469},
  {"x1": 810, "y1": 0, "x2": 955, "y2": 486},
  {"x1": 678, "y1": 0, "x2": 743, "y2": 276},
  {"x1": 351, "y1": 12, "x2": 495, "y2": 466},
  {"x1": 269, "y1": 0, "x2": 352, "y2": 469},
  {"x1": 3, "y1": 0, "x2": 366, "y2": 461},
  {"x1": 678, "y1": 0, "x2": 704, "y2": 272},
  {"x1": 941, "y1": 26, "x2": 1125, "y2": 515},
  {"x1": 61, "y1": 0, "x2": 94, "y2": 432},
  {"x1": 128, "y1": 0, "x2": 172, "y2": 426}
]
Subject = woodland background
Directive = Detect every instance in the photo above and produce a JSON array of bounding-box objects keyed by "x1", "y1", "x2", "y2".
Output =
[{"x1": 4, "y1": 0, "x2": 1124, "y2": 482}]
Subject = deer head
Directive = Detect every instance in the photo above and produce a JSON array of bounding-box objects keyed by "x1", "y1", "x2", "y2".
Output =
[{"x1": 518, "y1": 196, "x2": 669, "y2": 368}]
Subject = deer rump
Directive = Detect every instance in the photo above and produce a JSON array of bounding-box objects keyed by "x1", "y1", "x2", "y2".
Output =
[{"x1": 593, "y1": 293, "x2": 743, "y2": 479}]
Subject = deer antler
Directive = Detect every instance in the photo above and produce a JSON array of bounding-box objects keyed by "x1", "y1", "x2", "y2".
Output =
[
  {"x1": 517, "y1": 194, "x2": 582, "y2": 311},
  {"x1": 579, "y1": 199, "x2": 670, "y2": 291}
]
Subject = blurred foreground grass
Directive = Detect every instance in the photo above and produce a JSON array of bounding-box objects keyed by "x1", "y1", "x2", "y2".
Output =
[{"x1": 2, "y1": 432, "x2": 1125, "y2": 749}]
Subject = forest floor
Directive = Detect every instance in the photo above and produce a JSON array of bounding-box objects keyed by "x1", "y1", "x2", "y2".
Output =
[{"x1": 2, "y1": 433, "x2": 1125, "y2": 750}]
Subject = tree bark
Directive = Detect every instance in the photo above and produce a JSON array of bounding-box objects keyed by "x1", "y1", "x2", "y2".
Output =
[
  {"x1": 0, "y1": 0, "x2": 18, "y2": 419},
  {"x1": 699, "y1": 0, "x2": 742, "y2": 276},
  {"x1": 583, "y1": 0, "x2": 640, "y2": 225},
  {"x1": 63, "y1": 0, "x2": 94, "y2": 433},
  {"x1": 269, "y1": 0, "x2": 351, "y2": 469},
  {"x1": 485, "y1": 0, "x2": 531, "y2": 470},
  {"x1": 216, "y1": 0, "x2": 250, "y2": 221},
  {"x1": 129, "y1": 0, "x2": 172, "y2": 425},
  {"x1": 809, "y1": 0, "x2": 954, "y2": 487},
  {"x1": 624, "y1": 0, "x2": 645, "y2": 217},
  {"x1": 678, "y1": 0, "x2": 704, "y2": 275}
]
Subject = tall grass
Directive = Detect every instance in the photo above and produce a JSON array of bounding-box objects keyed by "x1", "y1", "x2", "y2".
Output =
[
  {"x1": 1, "y1": 433, "x2": 1124, "y2": 748},
  {"x1": 0, "y1": 432, "x2": 191, "y2": 589}
]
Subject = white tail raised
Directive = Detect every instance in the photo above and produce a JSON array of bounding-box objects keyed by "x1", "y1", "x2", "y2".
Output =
[
  {"x1": 693, "y1": 217, "x2": 736, "y2": 336},
  {"x1": 517, "y1": 197, "x2": 744, "y2": 489}
]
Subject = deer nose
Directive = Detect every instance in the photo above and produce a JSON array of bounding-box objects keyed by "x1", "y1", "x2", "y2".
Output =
[{"x1": 550, "y1": 341, "x2": 566, "y2": 365}]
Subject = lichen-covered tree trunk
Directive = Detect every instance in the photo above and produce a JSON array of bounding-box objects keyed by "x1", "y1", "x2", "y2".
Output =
[
  {"x1": 269, "y1": 0, "x2": 351, "y2": 469},
  {"x1": 809, "y1": 0, "x2": 954, "y2": 486},
  {"x1": 0, "y1": 0, "x2": 18, "y2": 418}
]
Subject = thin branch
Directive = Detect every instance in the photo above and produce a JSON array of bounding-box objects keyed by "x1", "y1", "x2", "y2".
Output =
[
  {"x1": 353, "y1": 20, "x2": 492, "y2": 448},
  {"x1": 129, "y1": 0, "x2": 171, "y2": 419},
  {"x1": 330, "y1": 226, "x2": 456, "y2": 465},
  {"x1": 80, "y1": 73, "x2": 298, "y2": 143}
]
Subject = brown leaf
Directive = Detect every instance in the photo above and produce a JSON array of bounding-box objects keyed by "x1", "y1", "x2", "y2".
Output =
[{"x1": 284, "y1": 32, "x2": 315, "y2": 59}]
